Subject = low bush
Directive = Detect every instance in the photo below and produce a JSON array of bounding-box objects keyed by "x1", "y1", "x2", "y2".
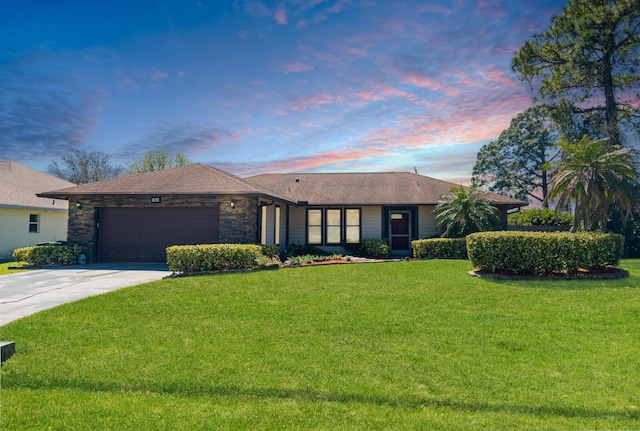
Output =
[
  {"x1": 287, "y1": 243, "x2": 334, "y2": 257},
  {"x1": 12, "y1": 245, "x2": 82, "y2": 265},
  {"x1": 166, "y1": 244, "x2": 266, "y2": 273},
  {"x1": 412, "y1": 238, "x2": 467, "y2": 259},
  {"x1": 357, "y1": 239, "x2": 389, "y2": 259},
  {"x1": 259, "y1": 244, "x2": 279, "y2": 259},
  {"x1": 287, "y1": 253, "x2": 342, "y2": 265},
  {"x1": 466, "y1": 231, "x2": 624, "y2": 275}
]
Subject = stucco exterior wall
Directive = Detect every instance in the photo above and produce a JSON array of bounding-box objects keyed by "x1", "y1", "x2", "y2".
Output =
[
  {"x1": 0, "y1": 207, "x2": 68, "y2": 258},
  {"x1": 66, "y1": 195, "x2": 258, "y2": 262}
]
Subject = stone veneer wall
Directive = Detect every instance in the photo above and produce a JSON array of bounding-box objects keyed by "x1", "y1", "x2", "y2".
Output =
[{"x1": 67, "y1": 195, "x2": 258, "y2": 262}]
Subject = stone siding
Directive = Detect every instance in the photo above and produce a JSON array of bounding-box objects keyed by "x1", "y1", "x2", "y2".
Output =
[{"x1": 67, "y1": 195, "x2": 258, "y2": 262}]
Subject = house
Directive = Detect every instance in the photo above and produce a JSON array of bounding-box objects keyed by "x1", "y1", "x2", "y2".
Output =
[
  {"x1": 0, "y1": 161, "x2": 74, "y2": 258},
  {"x1": 39, "y1": 163, "x2": 526, "y2": 262}
]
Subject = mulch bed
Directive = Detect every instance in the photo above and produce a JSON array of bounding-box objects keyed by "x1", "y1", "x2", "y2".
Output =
[{"x1": 469, "y1": 267, "x2": 629, "y2": 280}]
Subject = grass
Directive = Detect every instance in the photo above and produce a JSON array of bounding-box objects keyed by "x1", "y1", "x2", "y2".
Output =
[
  {"x1": 0, "y1": 259, "x2": 26, "y2": 275},
  {"x1": 1, "y1": 259, "x2": 640, "y2": 430}
]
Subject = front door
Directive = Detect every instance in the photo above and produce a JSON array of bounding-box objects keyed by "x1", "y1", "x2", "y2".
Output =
[{"x1": 390, "y1": 211, "x2": 410, "y2": 255}]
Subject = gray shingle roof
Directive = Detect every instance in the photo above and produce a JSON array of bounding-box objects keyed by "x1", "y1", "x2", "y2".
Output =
[
  {"x1": 0, "y1": 161, "x2": 73, "y2": 211},
  {"x1": 38, "y1": 163, "x2": 526, "y2": 209},
  {"x1": 248, "y1": 172, "x2": 527, "y2": 207},
  {"x1": 39, "y1": 163, "x2": 294, "y2": 202}
]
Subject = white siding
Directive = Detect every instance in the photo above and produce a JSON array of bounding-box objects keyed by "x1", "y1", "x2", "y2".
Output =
[
  {"x1": 0, "y1": 208, "x2": 68, "y2": 258},
  {"x1": 288, "y1": 205, "x2": 306, "y2": 246},
  {"x1": 361, "y1": 206, "x2": 382, "y2": 239},
  {"x1": 259, "y1": 203, "x2": 279, "y2": 245},
  {"x1": 418, "y1": 205, "x2": 438, "y2": 238}
]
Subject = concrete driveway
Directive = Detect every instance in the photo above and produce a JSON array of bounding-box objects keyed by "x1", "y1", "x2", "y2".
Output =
[{"x1": 0, "y1": 263, "x2": 173, "y2": 327}]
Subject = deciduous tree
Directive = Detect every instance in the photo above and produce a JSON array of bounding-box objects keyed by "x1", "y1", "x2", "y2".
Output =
[
  {"x1": 128, "y1": 149, "x2": 189, "y2": 174},
  {"x1": 48, "y1": 148, "x2": 123, "y2": 184}
]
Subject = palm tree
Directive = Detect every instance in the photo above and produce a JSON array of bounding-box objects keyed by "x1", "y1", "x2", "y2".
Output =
[
  {"x1": 434, "y1": 185, "x2": 500, "y2": 238},
  {"x1": 546, "y1": 137, "x2": 639, "y2": 232}
]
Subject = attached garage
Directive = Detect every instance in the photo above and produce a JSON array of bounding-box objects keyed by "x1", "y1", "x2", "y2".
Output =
[{"x1": 98, "y1": 207, "x2": 220, "y2": 262}]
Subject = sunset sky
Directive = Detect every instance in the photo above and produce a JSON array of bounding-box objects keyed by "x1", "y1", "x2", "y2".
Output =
[{"x1": 2, "y1": 0, "x2": 567, "y2": 183}]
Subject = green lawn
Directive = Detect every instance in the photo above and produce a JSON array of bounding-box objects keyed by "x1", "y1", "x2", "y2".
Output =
[
  {"x1": 0, "y1": 259, "x2": 26, "y2": 275},
  {"x1": 1, "y1": 259, "x2": 639, "y2": 430}
]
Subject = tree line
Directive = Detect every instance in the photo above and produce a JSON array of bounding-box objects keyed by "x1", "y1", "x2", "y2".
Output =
[
  {"x1": 48, "y1": 149, "x2": 189, "y2": 185},
  {"x1": 469, "y1": 0, "x2": 640, "y2": 235}
]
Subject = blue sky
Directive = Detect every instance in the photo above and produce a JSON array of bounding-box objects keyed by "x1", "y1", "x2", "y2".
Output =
[{"x1": 1, "y1": 0, "x2": 567, "y2": 182}]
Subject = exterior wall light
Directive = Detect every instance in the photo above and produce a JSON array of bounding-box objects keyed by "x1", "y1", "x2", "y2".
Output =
[
  {"x1": 230, "y1": 200, "x2": 237, "y2": 210},
  {"x1": 76, "y1": 202, "x2": 83, "y2": 210}
]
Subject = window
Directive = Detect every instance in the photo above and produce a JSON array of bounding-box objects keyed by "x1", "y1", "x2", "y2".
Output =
[
  {"x1": 29, "y1": 214, "x2": 39, "y2": 233},
  {"x1": 261, "y1": 206, "x2": 268, "y2": 244},
  {"x1": 326, "y1": 209, "x2": 341, "y2": 244},
  {"x1": 306, "y1": 208, "x2": 361, "y2": 245},
  {"x1": 307, "y1": 209, "x2": 323, "y2": 244},
  {"x1": 275, "y1": 206, "x2": 281, "y2": 245},
  {"x1": 345, "y1": 209, "x2": 360, "y2": 243}
]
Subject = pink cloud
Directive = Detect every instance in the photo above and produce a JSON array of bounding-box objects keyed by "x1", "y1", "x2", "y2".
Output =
[
  {"x1": 399, "y1": 74, "x2": 442, "y2": 91},
  {"x1": 243, "y1": 1, "x2": 270, "y2": 17},
  {"x1": 222, "y1": 145, "x2": 390, "y2": 176},
  {"x1": 281, "y1": 61, "x2": 313, "y2": 74},
  {"x1": 292, "y1": 92, "x2": 334, "y2": 110},
  {"x1": 418, "y1": 5, "x2": 454, "y2": 15},
  {"x1": 274, "y1": 7, "x2": 288, "y2": 24},
  {"x1": 345, "y1": 47, "x2": 366, "y2": 56},
  {"x1": 151, "y1": 69, "x2": 168, "y2": 82}
]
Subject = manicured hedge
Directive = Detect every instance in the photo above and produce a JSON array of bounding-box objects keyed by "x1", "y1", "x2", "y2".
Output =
[
  {"x1": 412, "y1": 238, "x2": 467, "y2": 259},
  {"x1": 508, "y1": 208, "x2": 573, "y2": 226},
  {"x1": 466, "y1": 231, "x2": 624, "y2": 275},
  {"x1": 166, "y1": 244, "x2": 267, "y2": 273},
  {"x1": 12, "y1": 245, "x2": 82, "y2": 265}
]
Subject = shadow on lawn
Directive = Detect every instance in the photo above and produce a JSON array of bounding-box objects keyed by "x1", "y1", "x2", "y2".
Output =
[
  {"x1": 17, "y1": 378, "x2": 640, "y2": 421},
  {"x1": 477, "y1": 273, "x2": 638, "y2": 290}
]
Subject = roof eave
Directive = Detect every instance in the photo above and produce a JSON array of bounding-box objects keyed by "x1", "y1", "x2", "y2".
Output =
[{"x1": 37, "y1": 191, "x2": 296, "y2": 204}]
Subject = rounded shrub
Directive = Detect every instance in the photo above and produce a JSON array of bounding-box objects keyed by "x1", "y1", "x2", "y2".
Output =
[{"x1": 466, "y1": 231, "x2": 624, "y2": 275}]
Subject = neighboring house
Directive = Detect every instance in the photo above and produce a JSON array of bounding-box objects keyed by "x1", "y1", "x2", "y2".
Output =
[
  {"x1": 39, "y1": 163, "x2": 526, "y2": 262},
  {"x1": 0, "y1": 161, "x2": 74, "y2": 258}
]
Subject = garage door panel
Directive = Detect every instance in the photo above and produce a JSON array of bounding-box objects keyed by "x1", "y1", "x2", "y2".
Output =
[{"x1": 98, "y1": 207, "x2": 220, "y2": 262}]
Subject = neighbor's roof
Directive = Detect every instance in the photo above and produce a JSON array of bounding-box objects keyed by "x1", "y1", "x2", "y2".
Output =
[
  {"x1": 39, "y1": 163, "x2": 295, "y2": 202},
  {"x1": 0, "y1": 161, "x2": 73, "y2": 211},
  {"x1": 249, "y1": 172, "x2": 527, "y2": 207}
]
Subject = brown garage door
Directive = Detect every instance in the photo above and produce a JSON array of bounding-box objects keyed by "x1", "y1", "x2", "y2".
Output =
[{"x1": 98, "y1": 207, "x2": 220, "y2": 262}]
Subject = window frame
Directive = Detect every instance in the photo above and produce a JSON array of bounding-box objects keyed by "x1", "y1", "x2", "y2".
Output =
[
  {"x1": 274, "y1": 206, "x2": 281, "y2": 246},
  {"x1": 344, "y1": 208, "x2": 361, "y2": 244},
  {"x1": 306, "y1": 208, "x2": 323, "y2": 245},
  {"x1": 305, "y1": 207, "x2": 362, "y2": 246},
  {"x1": 29, "y1": 213, "x2": 40, "y2": 233},
  {"x1": 325, "y1": 208, "x2": 342, "y2": 245}
]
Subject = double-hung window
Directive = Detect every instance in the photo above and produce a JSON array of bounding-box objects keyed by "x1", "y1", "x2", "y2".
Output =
[
  {"x1": 29, "y1": 214, "x2": 39, "y2": 233},
  {"x1": 326, "y1": 209, "x2": 341, "y2": 244},
  {"x1": 345, "y1": 209, "x2": 360, "y2": 243},
  {"x1": 307, "y1": 209, "x2": 323, "y2": 244}
]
